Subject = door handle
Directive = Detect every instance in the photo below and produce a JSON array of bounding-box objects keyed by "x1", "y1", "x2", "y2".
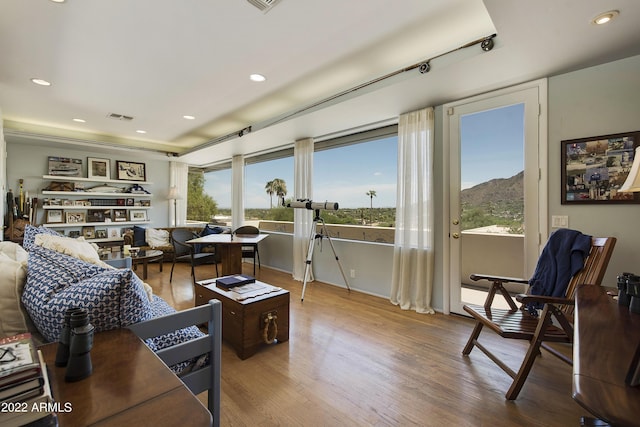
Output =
[{"x1": 452, "y1": 232, "x2": 460, "y2": 239}]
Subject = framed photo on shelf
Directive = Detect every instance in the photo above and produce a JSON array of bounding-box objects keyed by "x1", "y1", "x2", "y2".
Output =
[
  {"x1": 66, "y1": 212, "x2": 86, "y2": 224},
  {"x1": 46, "y1": 209, "x2": 63, "y2": 223},
  {"x1": 69, "y1": 230, "x2": 81, "y2": 238},
  {"x1": 48, "y1": 156, "x2": 82, "y2": 177},
  {"x1": 82, "y1": 226, "x2": 95, "y2": 239},
  {"x1": 108, "y1": 228, "x2": 121, "y2": 239},
  {"x1": 116, "y1": 161, "x2": 146, "y2": 181},
  {"x1": 129, "y1": 210, "x2": 148, "y2": 222},
  {"x1": 113, "y1": 209, "x2": 127, "y2": 222},
  {"x1": 87, "y1": 209, "x2": 108, "y2": 222},
  {"x1": 561, "y1": 130, "x2": 640, "y2": 204},
  {"x1": 87, "y1": 157, "x2": 111, "y2": 180},
  {"x1": 95, "y1": 229, "x2": 108, "y2": 239}
]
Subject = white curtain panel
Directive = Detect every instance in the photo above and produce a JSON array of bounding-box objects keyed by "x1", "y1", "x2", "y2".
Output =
[
  {"x1": 292, "y1": 138, "x2": 314, "y2": 281},
  {"x1": 231, "y1": 155, "x2": 245, "y2": 230},
  {"x1": 391, "y1": 107, "x2": 435, "y2": 314},
  {"x1": 169, "y1": 161, "x2": 189, "y2": 226}
]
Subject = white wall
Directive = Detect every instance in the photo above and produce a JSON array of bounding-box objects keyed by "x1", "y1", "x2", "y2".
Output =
[
  {"x1": 5, "y1": 139, "x2": 174, "y2": 228},
  {"x1": 548, "y1": 54, "x2": 640, "y2": 285}
]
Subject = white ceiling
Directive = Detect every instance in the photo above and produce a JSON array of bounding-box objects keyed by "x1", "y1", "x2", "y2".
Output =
[{"x1": 2, "y1": 0, "x2": 640, "y2": 167}]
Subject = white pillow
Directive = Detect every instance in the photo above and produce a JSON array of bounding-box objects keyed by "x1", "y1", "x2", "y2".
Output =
[
  {"x1": 0, "y1": 251, "x2": 29, "y2": 338},
  {"x1": 34, "y1": 233, "x2": 111, "y2": 269},
  {"x1": 146, "y1": 228, "x2": 170, "y2": 248}
]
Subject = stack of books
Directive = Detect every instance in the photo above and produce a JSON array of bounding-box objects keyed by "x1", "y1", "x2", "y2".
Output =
[
  {"x1": 216, "y1": 274, "x2": 255, "y2": 290},
  {"x1": 0, "y1": 333, "x2": 57, "y2": 426}
]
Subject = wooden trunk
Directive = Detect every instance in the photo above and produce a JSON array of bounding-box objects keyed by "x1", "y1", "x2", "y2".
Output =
[{"x1": 195, "y1": 280, "x2": 290, "y2": 359}]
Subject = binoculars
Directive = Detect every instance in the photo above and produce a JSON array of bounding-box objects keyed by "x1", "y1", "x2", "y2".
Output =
[
  {"x1": 617, "y1": 272, "x2": 640, "y2": 314},
  {"x1": 55, "y1": 307, "x2": 95, "y2": 382}
]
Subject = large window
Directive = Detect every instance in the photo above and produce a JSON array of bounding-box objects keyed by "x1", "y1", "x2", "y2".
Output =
[
  {"x1": 190, "y1": 125, "x2": 398, "y2": 237},
  {"x1": 314, "y1": 129, "x2": 397, "y2": 227},
  {"x1": 244, "y1": 156, "x2": 294, "y2": 222}
]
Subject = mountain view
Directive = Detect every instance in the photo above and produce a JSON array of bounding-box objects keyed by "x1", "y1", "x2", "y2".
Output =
[{"x1": 460, "y1": 171, "x2": 524, "y2": 233}]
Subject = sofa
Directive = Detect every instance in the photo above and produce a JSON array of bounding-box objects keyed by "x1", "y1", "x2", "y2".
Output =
[
  {"x1": 0, "y1": 225, "x2": 206, "y2": 374},
  {"x1": 123, "y1": 224, "x2": 229, "y2": 262}
]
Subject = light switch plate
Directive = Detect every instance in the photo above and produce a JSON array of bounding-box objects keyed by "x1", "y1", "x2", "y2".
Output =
[{"x1": 551, "y1": 215, "x2": 569, "y2": 228}]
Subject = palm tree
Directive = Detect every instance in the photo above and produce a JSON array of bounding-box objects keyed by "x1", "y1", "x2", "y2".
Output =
[
  {"x1": 366, "y1": 190, "x2": 377, "y2": 224},
  {"x1": 272, "y1": 178, "x2": 288, "y2": 207},
  {"x1": 265, "y1": 180, "x2": 275, "y2": 208},
  {"x1": 265, "y1": 178, "x2": 288, "y2": 208}
]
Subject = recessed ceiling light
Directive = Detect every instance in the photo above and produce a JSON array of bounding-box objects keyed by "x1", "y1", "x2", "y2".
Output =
[
  {"x1": 183, "y1": 115, "x2": 195, "y2": 120},
  {"x1": 72, "y1": 118, "x2": 86, "y2": 123},
  {"x1": 31, "y1": 78, "x2": 51, "y2": 86},
  {"x1": 249, "y1": 73, "x2": 266, "y2": 82},
  {"x1": 136, "y1": 130, "x2": 147, "y2": 134},
  {"x1": 592, "y1": 10, "x2": 619, "y2": 25},
  {"x1": 50, "y1": 0, "x2": 66, "y2": 3}
]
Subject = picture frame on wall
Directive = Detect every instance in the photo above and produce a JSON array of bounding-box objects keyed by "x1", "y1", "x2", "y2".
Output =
[
  {"x1": 561, "y1": 131, "x2": 640, "y2": 204},
  {"x1": 46, "y1": 209, "x2": 63, "y2": 223},
  {"x1": 48, "y1": 156, "x2": 82, "y2": 177},
  {"x1": 116, "y1": 161, "x2": 146, "y2": 181},
  {"x1": 87, "y1": 157, "x2": 111, "y2": 180}
]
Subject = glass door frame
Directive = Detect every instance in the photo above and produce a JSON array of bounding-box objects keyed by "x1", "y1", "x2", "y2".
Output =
[{"x1": 441, "y1": 79, "x2": 549, "y2": 315}]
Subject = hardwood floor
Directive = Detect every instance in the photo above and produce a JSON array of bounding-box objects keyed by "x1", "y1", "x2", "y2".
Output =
[{"x1": 144, "y1": 262, "x2": 590, "y2": 426}]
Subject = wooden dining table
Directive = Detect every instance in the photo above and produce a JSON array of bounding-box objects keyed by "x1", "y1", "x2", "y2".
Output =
[{"x1": 186, "y1": 233, "x2": 268, "y2": 276}]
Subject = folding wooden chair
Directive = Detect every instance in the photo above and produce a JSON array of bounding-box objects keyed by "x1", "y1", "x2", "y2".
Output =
[{"x1": 461, "y1": 235, "x2": 616, "y2": 400}]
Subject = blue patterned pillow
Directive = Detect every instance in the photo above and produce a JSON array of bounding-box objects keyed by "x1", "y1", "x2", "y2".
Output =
[
  {"x1": 22, "y1": 225, "x2": 62, "y2": 251},
  {"x1": 22, "y1": 246, "x2": 152, "y2": 342},
  {"x1": 146, "y1": 296, "x2": 206, "y2": 375}
]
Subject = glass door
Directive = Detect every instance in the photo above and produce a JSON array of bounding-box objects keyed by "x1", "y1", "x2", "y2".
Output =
[{"x1": 446, "y1": 84, "x2": 545, "y2": 315}]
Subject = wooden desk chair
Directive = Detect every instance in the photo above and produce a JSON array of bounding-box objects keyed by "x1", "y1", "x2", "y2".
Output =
[
  {"x1": 128, "y1": 299, "x2": 222, "y2": 427},
  {"x1": 170, "y1": 228, "x2": 219, "y2": 283},
  {"x1": 233, "y1": 225, "x2": 261, "y2": 275},
  {"x1": 462, "y1": 235, "x2": 616, "y2": 400}
]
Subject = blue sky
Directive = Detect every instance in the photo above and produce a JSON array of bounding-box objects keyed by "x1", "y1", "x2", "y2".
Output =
[
  {"x1": 204, "y1": 105, "x2": 524, "y2": 208},
  {"x1": 460, "y1": 103, "x2": 524, "y2": 189},
  {"x1": 205, "y1": 137, "x2": 397, "y2": 209}
]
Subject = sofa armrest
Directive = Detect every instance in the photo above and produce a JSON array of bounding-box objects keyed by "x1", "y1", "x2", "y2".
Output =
[{"x1": 123, "y1": 231, "x2": 134, "y2": 246}]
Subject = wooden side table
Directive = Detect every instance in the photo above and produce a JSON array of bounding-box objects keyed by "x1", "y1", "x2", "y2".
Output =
[
  {"x1": 39, "y1": 328, "x2": 212, "y2": 426},
  {"x1": 195, "y1": 279, "x2": 289, "y2": 359},
  {"x1": 131, "y1": 249, "x2": 164, "y2": 279}
]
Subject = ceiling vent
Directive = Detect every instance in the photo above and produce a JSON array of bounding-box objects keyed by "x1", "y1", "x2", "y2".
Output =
[
  {"x1": 246, "y1": 0, "x2": 281, "y2": 13},
  {"x1": 107, "y1": 113, "x2": 134, "y2": 121}
]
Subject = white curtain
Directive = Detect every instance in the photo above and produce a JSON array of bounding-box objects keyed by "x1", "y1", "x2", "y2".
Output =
[
  {"x1": 390, "y1": 107, "x2": 435, "y2": 314},
  {"x1": 231, "y1": 155, "x2": 245, "y2": 230},
  {"x1": 169, "y1": 161, "x2": 189, "y2": 226},
  {"x1": 292, "y1": 138, "x2": 314, "y2": 281}
]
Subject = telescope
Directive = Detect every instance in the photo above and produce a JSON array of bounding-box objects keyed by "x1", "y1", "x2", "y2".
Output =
[{"x1": 285, "y1": 199, "x2": 339, "y2": 211}]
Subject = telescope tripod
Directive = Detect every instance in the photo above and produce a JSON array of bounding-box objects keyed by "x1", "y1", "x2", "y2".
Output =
[{"x1": 301, "y1": 209, "x2": 351, "y2": 302}]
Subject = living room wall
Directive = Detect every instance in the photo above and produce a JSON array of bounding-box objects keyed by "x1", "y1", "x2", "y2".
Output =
[
  {"x1": 5, "y1": 138, "x2": 173, "y2": 229},
  {"x1": 547, "y1": 54, "x2": 640, "y2": 285}
]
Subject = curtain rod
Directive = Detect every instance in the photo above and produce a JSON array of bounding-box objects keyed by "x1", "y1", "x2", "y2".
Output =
[{"x1": 180, "y1": 33, "x2": 496, "y2": 156}]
